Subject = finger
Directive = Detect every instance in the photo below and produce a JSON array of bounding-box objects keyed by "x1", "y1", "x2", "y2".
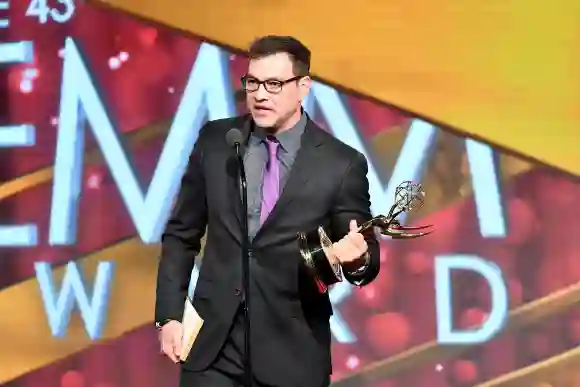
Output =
[
  {"x1": 344, "y1": 234, "x2": 357, "y2": 249},
  {"x1": 349, "y1": 219, "x2": 358, "y2": 232},
  {"x1": 168, "y1": 352, "x2": 179, "y2": 363},
  {"x1": 346, "y1": 233, "x2": 365, "y2": 249},
  {"x1": 162, "y1": 343, "x2": 178, "y2": 363},
  {"x1": 171, "y1": 344, "x2": 181, "y2": 363},
  {"x1": 173, "y1": 338, "x2": 182, "y2": 359},
  {"x1": 359, "y1": 242, "x2": 368, "y2": 256},
  {"x1": 331, "y1": 243, "x2": 343, "y2": 261},
  {"x1": 346, "y1": 236, "x2": 367, "y2": 256},
  {"x1": 334, "y1": 239, "x2": 348, "y2": 252},
  {"x1": 340, "y1": 239, "x2": 355, "y2": 256}
]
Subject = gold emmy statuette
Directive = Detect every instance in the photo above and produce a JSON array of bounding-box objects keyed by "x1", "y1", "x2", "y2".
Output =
[{"x1": 297, "y1": 181, "x2": 434, "y2": 289}]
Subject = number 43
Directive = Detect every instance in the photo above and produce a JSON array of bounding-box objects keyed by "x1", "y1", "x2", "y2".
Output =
[{"x1": 26, "y1": 0, "x2": 75, "y2": 24}]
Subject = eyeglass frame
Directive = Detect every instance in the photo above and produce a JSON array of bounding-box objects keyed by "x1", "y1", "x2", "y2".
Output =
[{"x1": 241, "y1": 75, "x2": 305, "y2": 94}]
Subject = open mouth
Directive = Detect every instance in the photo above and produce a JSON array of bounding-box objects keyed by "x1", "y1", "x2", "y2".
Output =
[{"x1": 253, "y1": 106, "x2": 273, "y2": 115}]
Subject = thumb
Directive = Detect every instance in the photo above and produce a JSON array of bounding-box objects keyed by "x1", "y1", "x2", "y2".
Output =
[{"x1": 349, "y1": 219, "x2": 358, "y2": 232}]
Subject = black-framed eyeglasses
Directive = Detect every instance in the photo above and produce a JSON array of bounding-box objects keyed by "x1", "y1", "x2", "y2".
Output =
[{"x1": 241, "y1": 76, "x2": 303, "y2": 94}]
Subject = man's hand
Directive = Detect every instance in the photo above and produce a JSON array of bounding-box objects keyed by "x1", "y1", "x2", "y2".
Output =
[
  {"x1": 332, "y1": 220, "x2": 368, "y2": 267},
  {"x1": 159, "y1": 320, "x2": 183, "y2": 363}
]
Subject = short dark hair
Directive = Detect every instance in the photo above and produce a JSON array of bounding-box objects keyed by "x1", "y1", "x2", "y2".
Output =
[{"x1": 248, "y1": 35, "x2": 311, "y2": 76}]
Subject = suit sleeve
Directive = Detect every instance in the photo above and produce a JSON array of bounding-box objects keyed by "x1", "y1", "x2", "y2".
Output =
[
  {"x1": 155, "y1": 125, "x2": 209, "y2": 323},
  {"x1": 330, "y1": 152, "x2": 380, "y2": 286}
]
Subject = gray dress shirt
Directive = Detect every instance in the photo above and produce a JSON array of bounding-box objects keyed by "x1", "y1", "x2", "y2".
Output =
[{"x1": 244, "y1": 114, "x2": 307, "y2": 240}]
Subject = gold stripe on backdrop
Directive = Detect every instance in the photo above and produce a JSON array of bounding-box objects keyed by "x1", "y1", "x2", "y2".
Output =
[
  {"x1": 476, "y1": 346, "x2": 580, "y2": 387},
  {"x1": 0, "y1": 120, "x2": 170, "y2": 202},
  {"x1": 0, "y1": 239, "x2": 159, "y2": 383},
  {"x1": 91, "y1": 0, "x2": 580, "y2": 177}
]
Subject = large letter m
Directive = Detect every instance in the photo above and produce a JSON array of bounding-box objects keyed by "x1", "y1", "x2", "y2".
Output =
[{"x1": 49, "y1": 38, "x2": 235, "y2": 245}]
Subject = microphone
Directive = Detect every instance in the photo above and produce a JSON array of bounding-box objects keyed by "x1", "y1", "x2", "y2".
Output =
[
  {"x1": 226, "y1": 128, "x2": 244, "y2": 149},
  {"x1": 226, "y1": 128, "x2": 247, "y2": 192},
  {"x1": 225, "y1": 127, "x2": 253, "y2": 387}
]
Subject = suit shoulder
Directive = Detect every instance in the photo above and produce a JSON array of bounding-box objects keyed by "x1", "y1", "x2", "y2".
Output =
[
  {"x1": 316, "y1": 127, "x2": 364, "y2": 162},
  {"x1": 206, "y1": 116, "x2": 242, "y2": 129},
  {"x1": 199, "y1": 116, "x2": 246, "y2": 141}
]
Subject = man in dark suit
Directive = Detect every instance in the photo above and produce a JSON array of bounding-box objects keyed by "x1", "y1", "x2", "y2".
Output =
[{"x1": 156, "y1": 35, "x2": 380, "y2": 387}]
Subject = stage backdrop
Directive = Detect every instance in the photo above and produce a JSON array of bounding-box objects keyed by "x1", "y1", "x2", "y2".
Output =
[
  {"x1": 94, "y1": 0, "x2": 580, "y2": 177},
  {"x1": 1, "y1": 2, "x2": 580, "y2": 387}
]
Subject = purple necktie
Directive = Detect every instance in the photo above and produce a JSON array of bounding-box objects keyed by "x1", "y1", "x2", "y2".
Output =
[{"x1": 260, "y1": 136, "x2": 280, "y2": 226}]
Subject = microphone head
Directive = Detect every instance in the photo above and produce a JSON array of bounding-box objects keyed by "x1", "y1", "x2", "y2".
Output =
[{"x1": 225, "y1": 128, "x2": 244, "y2": 148}]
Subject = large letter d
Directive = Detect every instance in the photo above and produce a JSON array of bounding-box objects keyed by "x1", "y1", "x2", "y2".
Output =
[{"x1": 435, "y1": 255, "x2": 508, "y2": 344}]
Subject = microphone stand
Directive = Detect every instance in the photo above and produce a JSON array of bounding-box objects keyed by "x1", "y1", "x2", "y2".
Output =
[{"x1": 234, "y1": 142, "x2": 252, "y2": 387}]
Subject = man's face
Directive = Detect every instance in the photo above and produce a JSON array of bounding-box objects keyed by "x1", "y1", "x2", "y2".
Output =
[{"x1": 245, "y1": 52, "x2": 310, "y2": 129}]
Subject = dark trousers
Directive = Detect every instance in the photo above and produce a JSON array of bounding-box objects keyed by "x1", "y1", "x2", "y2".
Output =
[
  {"x1": 180, "y1": 306, "x2": 275, "y2": 387},
  {"x1": 180, "y1": 306, "x2": 331, "y2": 387}
]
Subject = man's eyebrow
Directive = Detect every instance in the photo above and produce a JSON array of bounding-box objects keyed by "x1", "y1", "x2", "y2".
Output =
[{"x1": 245, "y1": 74, "x2": 284, "y2": 82}]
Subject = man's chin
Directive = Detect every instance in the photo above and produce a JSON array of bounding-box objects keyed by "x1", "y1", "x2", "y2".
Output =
[{"x1": 252, "y1": 114, "x2": 276, "y2": 128}]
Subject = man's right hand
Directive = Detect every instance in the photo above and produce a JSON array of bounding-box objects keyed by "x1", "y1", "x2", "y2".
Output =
[{"x1": 159, "y1": 320, "x2": 183, "y2": 363}]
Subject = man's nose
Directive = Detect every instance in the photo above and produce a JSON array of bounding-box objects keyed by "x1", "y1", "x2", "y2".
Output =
[{"x1": 253, "y1": 84, "x2": 269, "y2": 100}]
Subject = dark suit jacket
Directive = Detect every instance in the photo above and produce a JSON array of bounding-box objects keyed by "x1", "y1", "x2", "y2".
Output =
[{"x1": 156, "y1": 115, "x2": 380, "y2": 387}]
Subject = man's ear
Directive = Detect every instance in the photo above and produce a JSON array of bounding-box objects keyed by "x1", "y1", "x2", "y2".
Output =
[{"x1": 298, "y1": 76, "x2": 312, "y2": 101}]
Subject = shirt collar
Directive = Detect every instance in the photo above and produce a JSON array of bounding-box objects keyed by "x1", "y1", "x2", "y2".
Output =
[{"x1": 251, "y1": 113, "x2": 307, "y2": 154}]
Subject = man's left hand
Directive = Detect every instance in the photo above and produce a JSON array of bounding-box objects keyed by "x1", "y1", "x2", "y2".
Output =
[{"x1": 332, "y1": 220, "x2": 368, "y2": 266}]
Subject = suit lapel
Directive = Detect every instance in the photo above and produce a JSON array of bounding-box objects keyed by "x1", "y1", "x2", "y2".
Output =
[
  {"x1": 227, "y1": 115, "x2": 253, "y2": 235},
  {"x1": 255, "y1": 119, "x2": 325, "y2": 239}
]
